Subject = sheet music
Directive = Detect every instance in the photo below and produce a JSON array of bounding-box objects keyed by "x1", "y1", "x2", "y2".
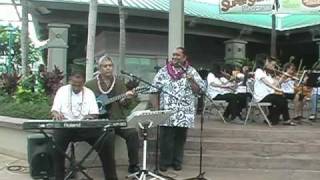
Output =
[{"x1": 125, "y1": 110, "x2": 173, "y2": 128}]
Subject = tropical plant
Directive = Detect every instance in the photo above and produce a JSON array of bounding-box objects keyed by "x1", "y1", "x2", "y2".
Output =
[
  {"x1": 19, "y1": 73, "x2": 36, "y2": 91},
  {"x1": 0, "y1": 72, "x2": 21, "y2": 95},
  {"x1": 15, "y1": 86, "x2": 47, "y2": 103},
  {"x1": 225, "y1": 57, "x2": 254, "y2": 68},
  {"x1": 42, "y1": 66, "x2": 64, "y2": 97},
  {"x1": 0, "y1": 99, "x2": 51, "y2": 119}
]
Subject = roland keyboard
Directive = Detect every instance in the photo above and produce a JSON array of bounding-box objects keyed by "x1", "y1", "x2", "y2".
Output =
[{"x1": 23, "y1": 119, "x2": 127, "y2": 130}]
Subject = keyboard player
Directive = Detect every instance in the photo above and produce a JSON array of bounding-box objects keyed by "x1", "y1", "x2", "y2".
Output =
[{"x1": 51, "y1": 71, "x2": 118, "y2": 180}]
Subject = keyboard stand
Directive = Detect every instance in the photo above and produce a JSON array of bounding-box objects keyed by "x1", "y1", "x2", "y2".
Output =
[{"x1": 40, "y1": 124, "x2": 112, "y2": 180}]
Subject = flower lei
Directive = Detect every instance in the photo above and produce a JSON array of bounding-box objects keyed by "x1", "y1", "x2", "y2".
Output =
[
  {"x1": 166, "y1": 60, "x2": 190, "y2": 80},
  {"x1": 97, "y1": 74, "x2": 116, "y2": 94}
]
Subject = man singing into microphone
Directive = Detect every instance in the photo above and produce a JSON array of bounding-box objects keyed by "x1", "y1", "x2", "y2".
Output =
[{"x1": 151, "y1": 47, "x2": 205, "y2": 171}]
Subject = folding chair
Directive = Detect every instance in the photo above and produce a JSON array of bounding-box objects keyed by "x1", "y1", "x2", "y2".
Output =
[
  {"x1": 244, "y1": 80, "x2": 272, "y2": 127},
  {"x1": 203, "y1": 98, "x2": 228, "y2": 124}
]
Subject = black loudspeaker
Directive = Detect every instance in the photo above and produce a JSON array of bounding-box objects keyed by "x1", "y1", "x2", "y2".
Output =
[{"x1": 27, "y1": 134, "x2": 54, "y2": 179}]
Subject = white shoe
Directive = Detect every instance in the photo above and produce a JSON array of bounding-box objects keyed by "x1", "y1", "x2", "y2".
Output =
[
  {"x1": 309, "y1": 115, "x2": 315, "y2": 120},
  {"x1": 230, "y1": 117, "x2": 244, "y2": 124}
]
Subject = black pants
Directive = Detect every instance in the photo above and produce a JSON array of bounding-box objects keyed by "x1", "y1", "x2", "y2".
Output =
[
  {"x1": 237, "y1": 93, "x2": 252, "y2": 110},
  {"x1": 214, "y1": 93, "x2": 241, "y2": 119},
  {"x1": 115, "y1": 128, "x2": 139, "y2": 166},
  {"x1": 52, "y1": 129, "x2": 117, "y2": 180},
  {"x1": 284, "y1": 93, "x2": 295, "y2": 100},
  {"x1": 159, "y1": 126, "x2": 188, "y2": 167},
  {"x1": 261, "y1": 94, "x2": 290, "y2": 125}
]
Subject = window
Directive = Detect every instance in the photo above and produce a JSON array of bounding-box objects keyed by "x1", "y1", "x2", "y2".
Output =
[{"x1": 125, "y1": 56, "x2": 158, "y2": 83}]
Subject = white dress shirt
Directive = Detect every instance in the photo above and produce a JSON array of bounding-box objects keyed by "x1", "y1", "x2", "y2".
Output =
[
  {"x1": 207, "y1": 72, "x2": 233, "y2": 99},
  {"x1": 254, "y1": 68, "x2": 275, "y2": 102}
]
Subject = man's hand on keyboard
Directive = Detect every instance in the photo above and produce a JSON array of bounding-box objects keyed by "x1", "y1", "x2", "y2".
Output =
[{"x1": 52, "y1": 111, "x2": 64, "y2": 120}]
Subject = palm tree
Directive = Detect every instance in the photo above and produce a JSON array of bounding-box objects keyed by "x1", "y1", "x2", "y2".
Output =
[
  {"x1": 118, "y1": 0, "x2": 126, "y2": 72},
  {"x1": 86, "y1": 0, "x2": 98, "y2": 81},
  {"x1": 21, "y1": 0, "x2": 29, "y2": 76}
]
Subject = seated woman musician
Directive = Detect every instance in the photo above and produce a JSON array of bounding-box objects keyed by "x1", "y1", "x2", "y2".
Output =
[
  {"x1": 254, "y1": 56, "x2": 294, "y2": 126},
  {"x1": 233, "y1": 65, "x2": 253, "y2": 114},
  {"x1": 278, "y1": 63, "x2": 310, "y2": 121},
  {"x1": 206, "y1": 64, "x2": 243, "y2": 123}
]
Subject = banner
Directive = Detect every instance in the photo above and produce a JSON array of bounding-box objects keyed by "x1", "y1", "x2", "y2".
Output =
[
  {"x1": 278, "y1": 0, "x2": 320, "y2": 13},
  {"x1": 219, "y1": 0, "x2": 274, "y2": 13}
]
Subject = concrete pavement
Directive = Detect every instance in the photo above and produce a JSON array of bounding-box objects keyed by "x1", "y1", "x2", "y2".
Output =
[{"x1": 1, "y1": 153, "x2": 320, "y2": 180}]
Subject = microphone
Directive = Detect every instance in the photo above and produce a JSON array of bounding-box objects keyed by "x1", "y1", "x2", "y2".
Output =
[
  {"x1": 177, "y1": 63, "x2": 188, "y2": 74},
  {"x1": 120, "y1": 70, "x2": 135, "y2": 78}
]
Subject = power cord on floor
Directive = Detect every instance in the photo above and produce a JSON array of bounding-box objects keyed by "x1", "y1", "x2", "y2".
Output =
[{"x1": 6, "y1": 165, "x2": 29, "y2": 174}]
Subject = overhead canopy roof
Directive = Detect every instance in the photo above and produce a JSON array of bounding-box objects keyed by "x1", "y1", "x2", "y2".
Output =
[{"x1": 29, "y1": 0, "x2": 320, "y2": 31}]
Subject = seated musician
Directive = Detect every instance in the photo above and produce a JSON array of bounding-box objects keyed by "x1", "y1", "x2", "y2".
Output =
[
  {"x1": 309, "y1": 84, "x2": 320, "y2": 121},
  {"x1": 51, "y1": 71, "x2": 118, "y2": 179},
  {"x1": 234, "y1": 65, "x2": 253, "y2": 115},
  {"x1": 207, "y1": 64, "x2": 243, "y2": 123},
  {"x1": 85, "y1": 55, "x2": 140, "y2": 174},
  {"x1": 254, "y1": 56, "x2": 294, "y2": 125},
  {"x1": 279, "y1": 63, "x2": 307, "y2": 121}
]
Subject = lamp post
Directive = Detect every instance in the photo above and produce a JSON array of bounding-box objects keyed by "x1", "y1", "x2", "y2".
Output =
[{"x1": 6, "y1": 24, "x2": 14, "y2": 73}]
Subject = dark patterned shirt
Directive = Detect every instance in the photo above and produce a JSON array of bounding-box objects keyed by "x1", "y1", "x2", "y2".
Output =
[{"x1": 151, "y1": 66, "x2": 205, "y2": 128}]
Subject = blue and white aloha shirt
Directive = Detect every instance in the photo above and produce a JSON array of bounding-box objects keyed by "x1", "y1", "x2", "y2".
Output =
[{"x1": 151, "y1": 66, "x2": 205, "y2": 128}]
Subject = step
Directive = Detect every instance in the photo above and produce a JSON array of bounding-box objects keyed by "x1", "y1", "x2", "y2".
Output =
[
  {"x1": 185, "y1": 137, "x2": 320, "y2": 153},
  {"x1": 183, "y1": 150, "x2": 320, "y2": 170},
  {"x1": 188, "y1": 122, "x2": 320, "y2": 140},
  {"x1": 161, "y1": 166, "x2": 320, "y2": 180}
]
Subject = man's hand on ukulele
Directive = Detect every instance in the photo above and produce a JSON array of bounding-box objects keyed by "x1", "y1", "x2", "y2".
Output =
[{"x1": 125, "y1": 90, "x2": 135, "y2": 99}]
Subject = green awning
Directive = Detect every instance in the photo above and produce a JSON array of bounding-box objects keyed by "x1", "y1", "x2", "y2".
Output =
[{"x1": 30, "y1": 0, "x2": 320, "y2": 31}]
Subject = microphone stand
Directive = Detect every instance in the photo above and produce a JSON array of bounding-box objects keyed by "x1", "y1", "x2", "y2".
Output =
[
  {"x1": 183, "y1": 94, "x2": 208, "y2": 180},
  {"x1": 121, "y1": 70, "x2": 180, "y2": 180},
  {"x1": 121, "y1": 70, "x2": 188, "y2": 105},
  {"x1": 179, "y1": 64, "x2": 225, "y2": 180}
]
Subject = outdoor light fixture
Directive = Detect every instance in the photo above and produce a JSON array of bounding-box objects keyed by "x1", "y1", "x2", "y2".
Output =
[
  {"x1": 36, "y1": 6, "x2": 51, "y2": 15},
  {"x1": 310, "y1": 28, "x2": 320, "y2": 41}
]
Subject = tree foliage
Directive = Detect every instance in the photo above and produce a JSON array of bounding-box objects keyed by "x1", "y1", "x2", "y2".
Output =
[{"x1": 0, "y1": 25, "x2": 41, "y2": 66}]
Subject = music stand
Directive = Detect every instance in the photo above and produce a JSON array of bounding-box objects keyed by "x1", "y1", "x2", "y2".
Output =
[{"x1": 126, "y1": 110, "x2": 173, "y2": 180}]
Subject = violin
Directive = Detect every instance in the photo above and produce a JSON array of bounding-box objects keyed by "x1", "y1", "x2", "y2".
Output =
[
  {"x1": 294, "y1": 85, "x2": 312, "y2": 98},
  {"x1": 294, "y1": 71, "x2": 312, "y2": 98},
  {"x1": 265, "y1": 67, "x2": 299, "y2": 81},
  {"x1": 264, "y1": 67, "x2": 285, "y2": 96}
]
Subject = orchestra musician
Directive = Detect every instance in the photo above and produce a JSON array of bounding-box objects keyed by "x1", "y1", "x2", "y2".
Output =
[
  {"x1": 234, "y1": 65, "x2": 253, "y2": 115},
  {"x1": 207, "y1": 64, "x2": 243, "y2": 124},
  {"x1": 309, "y1": 87, "x2": 320, "y2": 121},
  {"x1": 51, "y1": 71, "x2": 118, "y2": 179},
  {"x1": 85, "y1": 55, "x2": 141, "y2": 174},
  {"x1": 253, "y1": 56, "x2": 295, "y2": 126},
  {"x1": 278, "y1": 63, "x2": 311, "y2": 121},
  {"x1": 308, "y1": 72, "x2": 320, "y2": 121}
]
